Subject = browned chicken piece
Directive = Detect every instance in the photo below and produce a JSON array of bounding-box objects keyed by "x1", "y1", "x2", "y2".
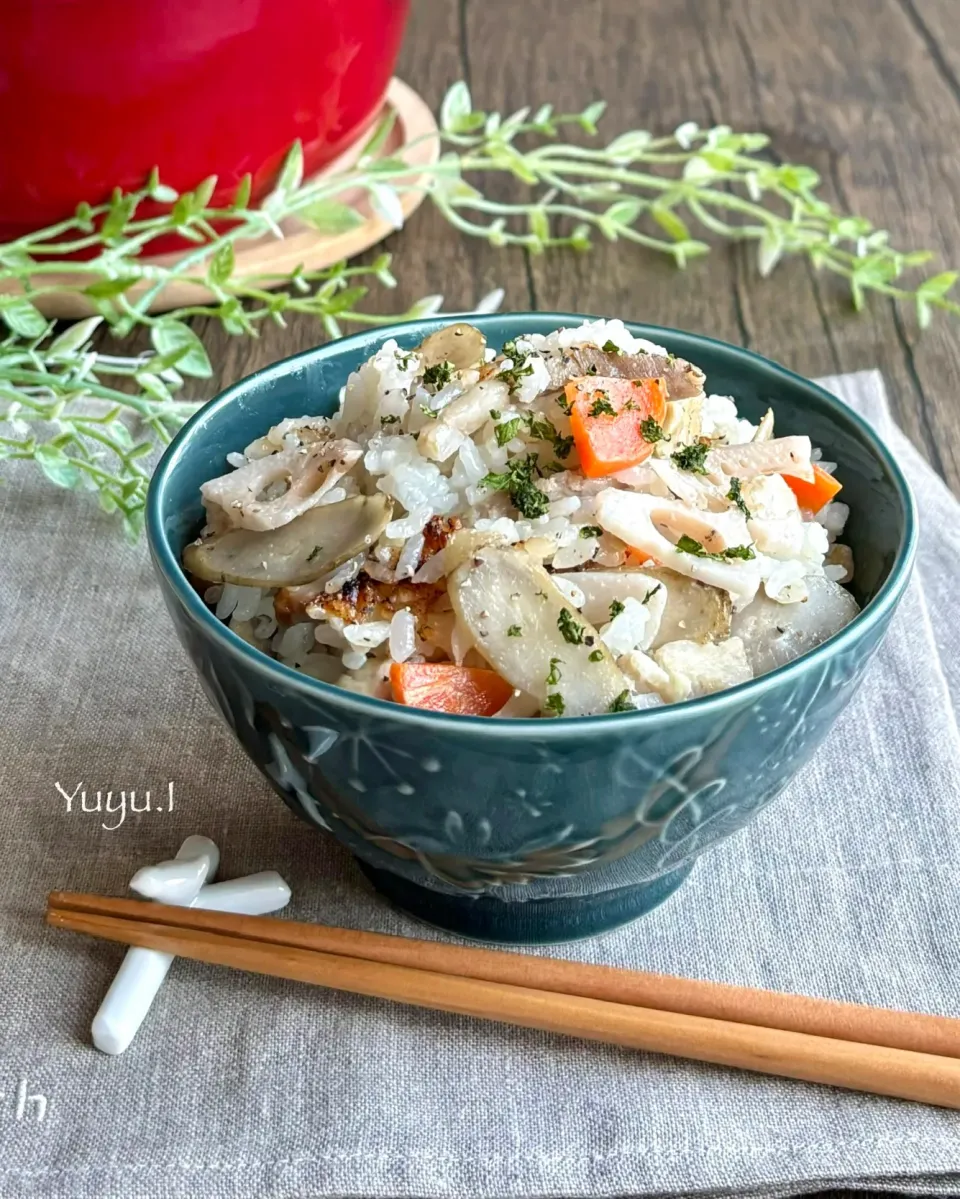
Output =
[
  {"x1": 309, "y1": 575, "x2": 444, "y2": 625},
  {"x1": 274, "y1": 515, "x2": 460, "y2": 623},
  {"x1": 542, "y1": 345, "x2": 705, "y2": 399}
]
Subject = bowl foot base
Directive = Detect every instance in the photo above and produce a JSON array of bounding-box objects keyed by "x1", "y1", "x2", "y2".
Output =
[{"x1": 354, "y1": 860, "x2": 694, "y2": 945}]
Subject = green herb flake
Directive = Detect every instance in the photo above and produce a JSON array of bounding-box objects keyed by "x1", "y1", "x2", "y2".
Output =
[
  {"x1": 601, "y1": 339, "x2": 619, "y2": 353},
  {"x1": 489, "y1": 408, "x2": 502, "y2": 420},
  {"x1": 640, "y1": 416, "x2": 665, "y2": 443},
  {"x1": 527, "y1": 414, "x2": 558, "y2": 442},
  {"x1": 306, "y1": 545, "x2": 324, "y2": 562},
  {"x1": 557, "y1": 608, "x2": 585, "y2": 645},
  {"x1": 542, "y1": 461, "x2": 566, "y2": 476},
  {"x1": 498, "y1": 339, "x2": 534, "y2": 391},
  {"x1": 588, "y1": 394, "x2": 616, "y2": 418},
  {"x1": 507, "y1": 625, "x2": 522, "y2": 637},
  {"x1": 676, "y1": 533, "x2": 756, "y2": 561},
  {"x1": 495, "y1": 417, "x2": 523, "y2": 447},
  {"x1": 544, "y1": 693, "x2": 566, "y2": 717},
  {"x1": 609, "y1": 690, "x2": 634, "y2": 713},
  {"x1": 419, "y1": 403, "x2": 439, "y2": 419},
  {"x1": 380, "y1": 414, "x2": 400, "y2": 426},
  {"x1": 588, "y1": 648, "x2": 604, "y2": 662},
  {"x1": 642, "y1": 583, "x2": 662, "y2": 604},
  {"x1": 480, "y1": 452, "x2": 549, "y2": 518},
  {"x1": 670, "y1": 441, "x2": 710, "y2": 474},
  {"x1": 579, "y1": 525, "x2": 603, "y2": 539},
  {"x1": 556, "y1": 393, "x2": 572, "y2": 414},
  {"x1": 546, "y1": 657, "x2": 562, "y2": 686},
  {"x1": 727, "y1": 476, "x2": 752, "y2": 519},
  {"x1": 553, "y1": 433, "x2": 574, "y2": 459},
  {"x1": 423, "y1": 360, "x2": 454, "y2": 388},
  {"x1": 609, "y1": 599, "x2": 625, "y2": 619}
]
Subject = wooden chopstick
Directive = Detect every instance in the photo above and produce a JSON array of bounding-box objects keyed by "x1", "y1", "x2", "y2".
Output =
[
  {"x1": 49, "y1": 890, "x2": 960, "y2": 1058},
  {"x1": 46, "y1": 899, "x2": 960, "y2": 1109},
  {"x1": 47, "y1": 893, "x2": 960, "y2": 1109}
]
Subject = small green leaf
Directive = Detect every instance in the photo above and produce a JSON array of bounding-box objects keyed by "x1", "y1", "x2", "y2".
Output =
[
  {"x1": 296, "y1": 200, "x2": 365, "y2": 234},
  {"x1": 919, "y1": 271, "x2": 958, "y2": 299},
  {"x1": 101, "y1": 192, "x2": 137, "y2": 241},
  {"x1": 579, "y1": 100, "x2": 606, "y2": 134},
  {"x1": 34, "y1": 443, "x2": 81, "y2": 489},
  {"x1": 192, "y1": 175, "x2": 218, "y2": 210},
  {"x1": 369, "y1": 183, "x2": 404, "y2": 230},
  {"x1": 0, "y1": 295, "x2": 48, "y2": 339},
  {"x1": 275, "y1": 142, "x2": 303, "y2": 197},
  {"x1": 231, "y1": 174, "x2": 252, "y2": 210},
  {"x1": 440, "y1": 81, "x2": 474, "y2": 133},
  {"x1": 360, "y1": 110, "x2": 398, "y2": 161},
  {"x1": 208, "y1": 242, "x2": 235, "y2": 287},
  {"x1": 650, "y1": 203, "x2": 690, "y2": 242},
  {"x1": 122, "y1": 508, "x2": 146, "y2": 544},
  {"x1": 605, "y1": 130, "x2": 652, "y2": 161},
  {"x1": 757, "y1": 226, "x2": 784, "y2": 276},
  {"x1": 682, "y1": 155, "x2": 716, "y2": 183},
  {"x1": 83, "y1": 276, "x2": 139, "y2": 299},
  {"x1": 136, "y1": 372, "x2": 175, "y2": 403},
  {"x1": 150, "y1": 319, "x2": 212, "y2": 378},
  {"x1": 528, "y1": 208, "x2": 550, "y2": 242},
  {"x1": 605, "y1": 198, "x2": 643, "y2": 228},
  {"x1": 47, "y1": 316, "x2": 103, "y2": 356}
]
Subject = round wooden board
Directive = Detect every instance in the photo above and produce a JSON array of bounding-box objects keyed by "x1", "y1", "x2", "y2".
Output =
[{"x1": 13, "y1": 78, "x2": 439, "y2": 319}]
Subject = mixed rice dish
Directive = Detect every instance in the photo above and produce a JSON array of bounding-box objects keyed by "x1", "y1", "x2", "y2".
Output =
[{"x1": 185, "y1": 319, "x2": 859, "y2": 718}]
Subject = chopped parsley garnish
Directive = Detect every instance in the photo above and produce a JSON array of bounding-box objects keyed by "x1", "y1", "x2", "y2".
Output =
[
  {"x1": 671, "y1": 441, "x2": 711, "y2": 474},
  {"x1": 507, "y1": 625, "x2": 522, "y2": 637},
  {"x1": 588, "y1": 649, "x2": 604, "y2": 662},
  {"x1": 489, "y1": 408, "x2": 502, "y2": 420},
  {"x1": 640, "y1": 416, "x2": 665, "y2": 443},
  {"x1": 544, "y1": 693, "x2": 565, "y2": 716},
  {"x1": 676, "y1": 534, "x2": 756, "y2": 561},
  {"x1": 727, "y1": 476, "x2": 752, "y2": 519},
  {"x1": 542, "y1": 461, "x2": 565, "y2": 476},
  {"x1": 546, "y1": 657, "x2": 562, "y2": 686},
  {"x1": 588, "y1": 394, "x2": 616, "y2": 418},
  {"x1": 556, "y1": 393, "x2": 572, "y2": 414},
  {"x1": 579, "y1": 525, "x2": 603, "y2": 539},
  {"x1": 498, "y1": 339, "x2": 534, "y2": 391},
  {"x1": 642, "y1": 584, "x2": 662, "y2": 604},
  {"x1": 380, "y1": 414, "x2": 400, "y2": 426},
  {"x1": 306, "y1": 545, "x2": 324, "y2": 562},
  {"x1": 396, "y1": 351, "x2": 414, "y2": 369},
  {"x1": 423, "y1": 360, "x2": 454, "y2": 388},
  {"x1": 609, "y1": 599, "x2": 625, "y2": 619},
  {"x1": 553, "y1": 433, "x2": 574, "y2": 459},
  {"x1": 609, "y1": 690, "x2": 634, "y2": 713},
  {"x1": 480, "y1": 453, "x2": 549, "y2": 519},
  {"x1": 557, "y1": 609, "x2": 585, "y2": 645},
  {"x1": 524, "y1": 414, "x2": 555, "y2": 442},
  {"x1": 495, "y1": 417, "x2": 523, "y2": 447},
  {"x1": 601, "y1": 339, "x2": 619, "y2": 353},
  {"x1": 419, "y1": 404, "x2": 439, "y2": 419}
]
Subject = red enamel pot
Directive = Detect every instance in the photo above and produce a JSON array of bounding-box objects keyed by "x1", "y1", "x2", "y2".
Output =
[{"x1": 0, "y1": 0, "x2": 410, "y2": 244}]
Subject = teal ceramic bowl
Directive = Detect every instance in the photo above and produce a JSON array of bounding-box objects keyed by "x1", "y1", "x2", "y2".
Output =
[{"x1": 147, "y1": 315, "x2": 917, "y2": 943}]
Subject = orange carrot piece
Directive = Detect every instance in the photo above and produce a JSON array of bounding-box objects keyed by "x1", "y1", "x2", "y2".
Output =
[
  {"x1": 389, "y1": 662, "x2": 514, "y2": 717},
  {"x1": 567, "y1": 376, "x2": 667, "y2": 478},
  {"x1": 783, "y1": 464, "x2": 843, "y2": 513}
]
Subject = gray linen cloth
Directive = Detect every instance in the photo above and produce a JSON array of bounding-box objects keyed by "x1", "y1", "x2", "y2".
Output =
[{"x1": 1, "y1": 370, "x2": 958, "y2": 1198}]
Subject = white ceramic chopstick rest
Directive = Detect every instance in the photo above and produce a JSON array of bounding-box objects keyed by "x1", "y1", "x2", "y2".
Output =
[{"x1": 90, "y1": 836, "x2": 291, "y2": 1055}]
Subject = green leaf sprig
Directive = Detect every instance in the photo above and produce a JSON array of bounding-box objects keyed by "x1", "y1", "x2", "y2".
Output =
[{"x1": 1, "y1": 81, "x2": 955, "y2": 537}]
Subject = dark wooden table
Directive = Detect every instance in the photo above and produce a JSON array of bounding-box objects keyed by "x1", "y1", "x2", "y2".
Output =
[{"x1": 198, "y1": 0, "x2": 960, "y2": 495}]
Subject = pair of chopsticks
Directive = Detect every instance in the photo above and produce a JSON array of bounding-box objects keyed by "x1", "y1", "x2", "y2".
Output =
[{"x1": 47, "y1": 890, "x2": 960, "y2": 1108}]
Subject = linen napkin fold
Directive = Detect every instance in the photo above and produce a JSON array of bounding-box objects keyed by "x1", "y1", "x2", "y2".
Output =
[{"x1": 0, "y1": 370, "x2": 958, "y2": 1199}]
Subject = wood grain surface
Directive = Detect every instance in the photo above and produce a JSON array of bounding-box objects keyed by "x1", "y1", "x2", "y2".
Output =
[{"x1": 137, "y1": 0, "x2": 960, "y2": 491}]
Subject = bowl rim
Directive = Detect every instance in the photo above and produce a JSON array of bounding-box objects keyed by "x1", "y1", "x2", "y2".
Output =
[{"x1": 147, "y1": 313, "x2": 918, "y2": 738}]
